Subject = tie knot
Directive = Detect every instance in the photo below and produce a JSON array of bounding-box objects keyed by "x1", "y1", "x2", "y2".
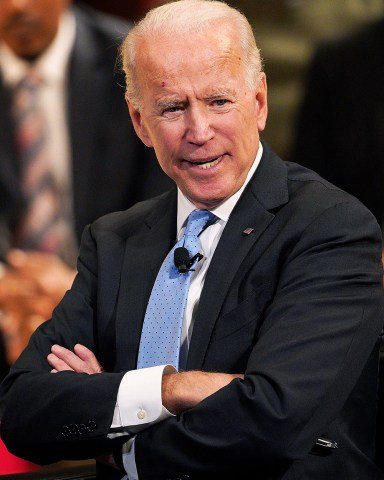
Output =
[
  {"x1": 184, "y1": 209, "x2": 216, "y2": 238},
  {"x1": 12, "y1": 71, "x2": 42, "y2": 116},
  {"x1": 15, "y1": 70, "x2": 42, "y2": 93}
]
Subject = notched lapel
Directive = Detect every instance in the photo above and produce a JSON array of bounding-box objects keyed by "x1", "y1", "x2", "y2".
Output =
[
  {"x1": 187, "y1": 144, "x2": 289, "y2": 369},
  {"x1": 115, "y1": 198, "x2": 177, "y2": 371},
  {"x1": 187, "y1": 199, "x2": 274, "y2": 369}
]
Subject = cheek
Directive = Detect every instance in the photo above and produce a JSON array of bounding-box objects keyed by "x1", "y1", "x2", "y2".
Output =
[
  {"x1": 0, "y1": 11, "x2": 11, "y2": 31},
  {"x1": 150, "y1": 136, "x2": 177, "y2": 175},
  {"x1": 151, "y1": 123, "x2": 182, "y2": 156}
]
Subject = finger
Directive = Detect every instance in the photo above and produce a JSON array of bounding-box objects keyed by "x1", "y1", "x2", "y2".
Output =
[
  {"x1": 50, "y1": 344, "x2": 104, "y2": 374},
  {"x1": 74, "y1": 344, "x2": 104, "y2": 373},
  {"x1": 47, "y1": 353, "x2": 74, "y2": 372},
  {"x1": 50, "y1": 344, "x2": 88, "y2": 372}
]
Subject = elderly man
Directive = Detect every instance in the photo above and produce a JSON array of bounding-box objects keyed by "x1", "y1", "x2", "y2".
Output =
[{"x1": 1, "y1": 1, "x2": 384, "y2": 479}]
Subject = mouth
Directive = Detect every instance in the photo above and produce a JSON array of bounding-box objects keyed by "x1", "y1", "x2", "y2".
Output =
[
  {"x1": 184, "y1": 155, "x2": 223, "y2": 169},
  {"x1": 5, "y1": 14, "x2": 38, "y2": 31}
]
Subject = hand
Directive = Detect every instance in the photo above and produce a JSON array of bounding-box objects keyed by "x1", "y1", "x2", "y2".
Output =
[
  {"x1": 0, "y1": 291, "x2": 57, "y2": 365},
  {"x1": 162, "y1": 370, "x2": 244, "y2": 415},
  {"x1": 5, "y1": 249, "x2": 76, "y2": 301},
  {"x1": 0, "y1": 249, "x2": 76, "y2": 364},
  {"x1": 47, "y1": 344, "x2": 104, "y2": 374}
]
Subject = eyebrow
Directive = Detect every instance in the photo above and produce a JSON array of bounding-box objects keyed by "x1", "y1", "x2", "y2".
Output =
[
  {"x1": 157, "y1": 99, "x2": 184, "y2": 109},
  {"x1": 157, "y1": 89, "x2": 237, "y2": 109},
  {"x1": 205, "y1": 89, "x2": 237, "y2": 100}
]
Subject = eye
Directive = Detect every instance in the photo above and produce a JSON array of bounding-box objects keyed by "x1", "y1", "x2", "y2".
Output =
[
  {"x1": 162, "y1": 105, "x2": 185, "y2": 118},
  {"x1": 164, "y1": 106, "x2": 182, "y2": 113},
  {"x1": 211, "y1": 98, "x2": 232, "y2": 110},
  {"x1": 214, "y1": 99, "x2": 229, "y2": 106}
]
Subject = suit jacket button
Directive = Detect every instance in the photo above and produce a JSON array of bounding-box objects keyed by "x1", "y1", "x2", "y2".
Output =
[
  {"x1": 69, "y1": 424, "x2": 79, "y2": 436},
  {"x1": 87, "y1": 420, "x2": 97, "y2": 432},
  {"x1": 78, "y1": 423, "x2": 87, "y2": 435}
]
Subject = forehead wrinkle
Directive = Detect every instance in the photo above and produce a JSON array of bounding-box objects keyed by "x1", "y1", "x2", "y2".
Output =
[
  {"x1": 143, "y1": 27, "x2": 243, "y2": 79},
  {"x1": 139, "y1": 28, "x2": 247, "y2": 111},
  {"x1": 152, "y1": 51, "x2": 243, "y2": 99}
]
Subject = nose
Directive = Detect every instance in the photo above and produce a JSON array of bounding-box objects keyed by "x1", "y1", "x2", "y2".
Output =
[{"x1": 185, "y1": 105, "x2": 214, "y2": 145}]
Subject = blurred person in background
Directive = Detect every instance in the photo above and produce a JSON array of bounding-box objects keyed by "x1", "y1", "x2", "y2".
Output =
[
  {"x1": 232, "y1": 0, "x2": 384, "y2": 161},
  {"x1": 0, "y1": 0, "x2": 173, "y2": 376},
  {"x1": 289, "y1": 13, "x2": 384, "y2": 470},
  {"x1": 290, "y1": 15, "x2": 384, "y2": 232}
]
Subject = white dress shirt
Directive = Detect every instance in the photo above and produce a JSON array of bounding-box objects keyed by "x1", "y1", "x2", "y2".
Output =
[{"x1": 110, "y1": 143, "x2": 263, "y2": 479}]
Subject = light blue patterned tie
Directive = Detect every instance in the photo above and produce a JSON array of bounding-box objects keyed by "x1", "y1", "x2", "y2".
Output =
[{"x1": 137, "y1": 209, "x2": 216, "y2": 369}]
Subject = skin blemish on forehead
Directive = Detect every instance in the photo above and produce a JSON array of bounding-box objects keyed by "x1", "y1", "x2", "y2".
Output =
[{"x1": 161, "y1": 81, "x2": 166, "y2": 87}]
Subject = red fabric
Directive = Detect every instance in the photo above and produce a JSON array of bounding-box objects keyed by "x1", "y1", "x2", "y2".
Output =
[{"x1": 0, "y1": 438, "x2": 40, "y2": 474}]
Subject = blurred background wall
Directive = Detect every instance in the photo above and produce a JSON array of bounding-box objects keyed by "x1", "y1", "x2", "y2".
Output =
[{"x1": 77, "y1": 0, "x2": 384, "y2": 159}]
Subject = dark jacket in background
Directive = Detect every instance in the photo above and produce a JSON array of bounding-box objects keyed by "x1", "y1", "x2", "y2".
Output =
[{"x1": 290, "y1": 18, "x2": 384, "y2": 228}]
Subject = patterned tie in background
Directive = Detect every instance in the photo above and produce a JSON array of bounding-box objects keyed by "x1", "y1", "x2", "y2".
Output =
[
  {"x1": 12, "y1": 71, "x2": 60, "y2": 253},
  {"x1": 137, "y1": 209, "x2": 216, "y2": 370}
]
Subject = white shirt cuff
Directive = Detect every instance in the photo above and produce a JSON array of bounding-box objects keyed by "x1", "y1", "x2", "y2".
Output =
[{"x1": 111, "y1": 364, "x2": 175, "y2": 434}]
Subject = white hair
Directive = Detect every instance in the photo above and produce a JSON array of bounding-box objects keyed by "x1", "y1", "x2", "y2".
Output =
[{"x1": 119, "y1": 0, "x2": 263, "y2": 110}]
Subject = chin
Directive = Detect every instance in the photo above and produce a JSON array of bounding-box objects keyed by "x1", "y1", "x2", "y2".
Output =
[{"x1": 193, "y1": 196, "x2": 226, "y2": 210}]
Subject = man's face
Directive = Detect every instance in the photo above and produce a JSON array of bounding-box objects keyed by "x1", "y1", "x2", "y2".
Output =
[
  {"x1": 0, "y1": 0, "x2": 70, "y2": 60},
  {"x1": 128, "y1": 23, "x2": 268, "y2": 210}
]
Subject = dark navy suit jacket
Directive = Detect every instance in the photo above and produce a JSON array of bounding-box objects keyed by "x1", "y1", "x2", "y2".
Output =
[{"x1": 1, "y1": 142, "x2": 383, "y2": 479}]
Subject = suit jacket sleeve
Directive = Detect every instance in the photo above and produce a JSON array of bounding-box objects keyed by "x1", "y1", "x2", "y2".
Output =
[{"x1": 0, "y1": 223, "x2": 129, "y2": 463}]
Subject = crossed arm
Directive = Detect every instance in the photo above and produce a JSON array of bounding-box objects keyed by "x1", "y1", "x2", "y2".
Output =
[{"x1": 47, "y1": 343, "x2": 243, "y2": 415}]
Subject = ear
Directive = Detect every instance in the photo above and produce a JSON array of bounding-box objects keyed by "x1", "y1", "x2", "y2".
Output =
[
  {"x1": 126, "y1": 98, "x2": 154, "y2": 148},
  {"x1": 255, "y1": 72, "x2": 268, "y2": 132}
]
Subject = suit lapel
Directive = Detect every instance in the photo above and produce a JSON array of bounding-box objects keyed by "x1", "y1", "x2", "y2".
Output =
[
  {"x1": 115, "y1": 192, "x2": 177, "y2": 370},
  {"x1": 187, "y1": 144, "x2": 289, "y2": 369}
]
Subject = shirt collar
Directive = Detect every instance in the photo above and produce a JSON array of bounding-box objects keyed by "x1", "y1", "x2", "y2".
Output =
[
  {"x1": 0, "y1": 10, "x2": 76, "y2": 87},
  {"x1": 177, "y1": 141, "x2": 263, "y2": 231}
]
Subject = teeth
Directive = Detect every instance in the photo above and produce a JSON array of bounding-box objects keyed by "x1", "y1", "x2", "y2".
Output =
[{"x1": 196, "y1": 156, "x2": 221, "y2": 169}]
